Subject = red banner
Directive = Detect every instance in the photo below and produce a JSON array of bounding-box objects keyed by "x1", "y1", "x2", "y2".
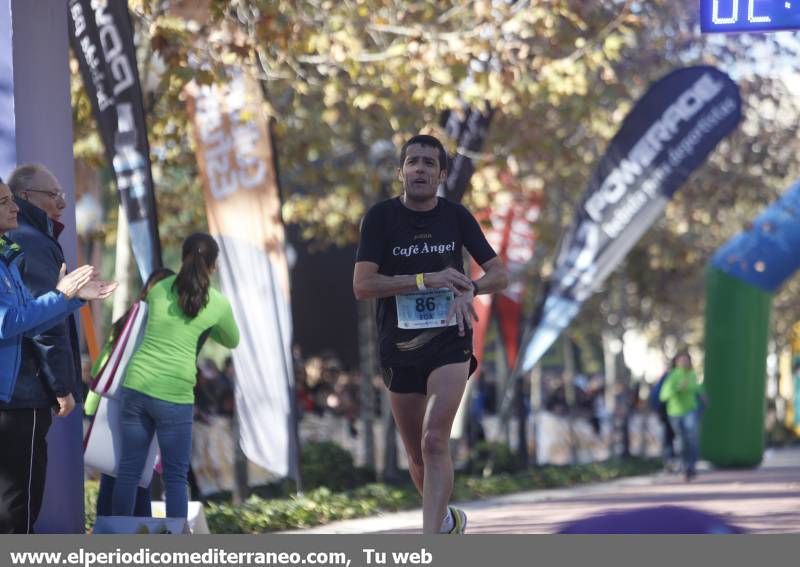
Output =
[{"x1": 471, "y1": 172, "x2": 540, "y2": 375}]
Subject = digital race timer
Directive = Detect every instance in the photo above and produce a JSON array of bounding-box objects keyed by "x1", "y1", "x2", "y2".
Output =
[{"x1": 700, "y1": 0, "x2": 800, "y2": 32}]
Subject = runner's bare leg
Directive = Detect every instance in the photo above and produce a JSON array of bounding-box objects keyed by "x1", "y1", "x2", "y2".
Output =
[
  {"x1": 421, "y1": 362, "x2": 469, "y2": 533},
  {"x1": 390, "y1": 392, "x2": 427, "y2": 494}
]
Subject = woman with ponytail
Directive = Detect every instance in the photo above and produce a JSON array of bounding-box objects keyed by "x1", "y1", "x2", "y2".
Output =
[{"x1": 111, "y1": 233, "x2": 239, "y2": 519}]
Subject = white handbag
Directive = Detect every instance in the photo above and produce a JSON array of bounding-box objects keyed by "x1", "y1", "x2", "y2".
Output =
[{"x1": 83, "y1": 301, "x2": 158, "y2": 486}]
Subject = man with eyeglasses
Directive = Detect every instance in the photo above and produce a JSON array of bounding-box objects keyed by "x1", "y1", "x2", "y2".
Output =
[
  {"x1": 1, "y1": 163, "x2": 83, "y2": 532},
  {"x1": 12, "y1": 167, "x2": 66, "y2": 224}
]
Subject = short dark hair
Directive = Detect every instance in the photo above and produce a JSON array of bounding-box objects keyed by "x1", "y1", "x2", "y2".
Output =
[{"x1": 400, "y1": 134, "x2": 448, "y2": 172}]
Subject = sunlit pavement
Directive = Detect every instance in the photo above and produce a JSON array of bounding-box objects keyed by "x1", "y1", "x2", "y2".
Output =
[{"x1": 285, "y1": 446, "x2": 800, "y2": 534}]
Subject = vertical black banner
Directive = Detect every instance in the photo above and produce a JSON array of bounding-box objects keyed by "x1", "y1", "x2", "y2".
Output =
[
  {"x1": 68, "y1": 0, "x2": 162, "y2": 280},
  {"x1": 440, "y1": 103, "x2": 494, "y2": 203},
  {"x1": 438, "y1": 0, "x2": 521, "y2": 203}
]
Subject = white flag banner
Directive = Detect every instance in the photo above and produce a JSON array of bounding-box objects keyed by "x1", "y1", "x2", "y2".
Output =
[{"x1": 186, "y1": 72, "x2": 294, "y2": 477}]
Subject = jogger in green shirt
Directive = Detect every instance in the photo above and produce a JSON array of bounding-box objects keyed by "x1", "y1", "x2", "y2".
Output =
[{"x1": 659, "y1": 352, "x2": 706, "y2": 481}]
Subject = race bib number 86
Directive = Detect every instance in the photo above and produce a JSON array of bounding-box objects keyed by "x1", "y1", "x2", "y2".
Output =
[{"x1": 396, "y1": 288, "x2": 456, "y2": 329}]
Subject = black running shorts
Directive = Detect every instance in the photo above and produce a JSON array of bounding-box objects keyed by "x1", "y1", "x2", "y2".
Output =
[{"x1": 381, "y1": 345, "x2": 479, "y2": 395}]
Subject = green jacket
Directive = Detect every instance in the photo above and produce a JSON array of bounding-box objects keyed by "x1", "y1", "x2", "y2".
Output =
[
  {"x1": 122, "y1": 276, "x2": 239, "y2": 404},
  {"x1": 659, "y1": 367, "x2": 704, "y2": 417}
]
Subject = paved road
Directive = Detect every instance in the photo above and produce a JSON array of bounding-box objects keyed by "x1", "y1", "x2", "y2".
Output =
[{"x1": 287, "y1": 446, "x2": 800, "y2": 534}]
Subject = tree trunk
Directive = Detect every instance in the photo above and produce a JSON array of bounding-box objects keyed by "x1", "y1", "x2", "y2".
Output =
[
  {"x1": 563, "y1": 337, "x2": 578, "y2": 464},
  {"x1": 381, "y1": 389, "x2": 400, "y2": 482},
  {"x1": 528, "y1": 364, "x2": 541, "y2": 466},
  {"x1": 358, "y1": 300, "x2": 377, "y2": 471},
  {"x1": 231, "y1": 408, "x2": 249, "y2": 505}
]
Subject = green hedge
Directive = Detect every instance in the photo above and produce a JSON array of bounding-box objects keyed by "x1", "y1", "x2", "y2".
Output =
[
  {"x1": 85, "y1": 480, "x2": 99, "y2": 533},
  {"x1": 300, "y1": 441, "x2": 376, "y2": 491},
  {"x1": 205, "y1": 484, "x2": 418, "y2": 533},
  {"x1": 466, "y1": 441, "x2": 524, "y2": 476},
  {"x1": 205, "y1": 457, "x2": 660, "y2": 534},
  {"x1": 85, "y1": 455, "x2": 661, "y2": 533}
]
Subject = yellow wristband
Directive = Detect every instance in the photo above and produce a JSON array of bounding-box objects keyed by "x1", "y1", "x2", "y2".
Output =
[{"x1": 415, "y1": 272, "x2": 426, "y2": 291}]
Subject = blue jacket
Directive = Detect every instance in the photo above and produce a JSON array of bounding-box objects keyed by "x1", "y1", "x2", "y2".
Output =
[
  {"x1": 0, "y1": 235, "x2": 83, "y2": 404},
  {"x1": 1, "y1": 199, "x2": 83, "y2": 409}
]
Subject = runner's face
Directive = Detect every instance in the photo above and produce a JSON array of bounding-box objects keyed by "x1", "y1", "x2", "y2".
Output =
[
  {"x1": 0, "y1": 184, "x2": 19, "y2": 233},
  {"x1": 399, "y1": 144, "x2": 445, "y2": 202}
]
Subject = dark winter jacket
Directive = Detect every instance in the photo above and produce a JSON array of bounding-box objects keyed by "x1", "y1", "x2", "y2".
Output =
[
  {"x1": 0, "y1": 199, "x2": 83, "y2": 409},
  {"x1": 0, "y1": 235, "x2": 83, "y2": 403}
]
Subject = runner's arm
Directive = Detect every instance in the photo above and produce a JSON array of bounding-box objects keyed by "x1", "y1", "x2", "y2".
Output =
[
  {"x1": 457, "y1": 205, "x2": 509, "y2": 295},
  {"x1": 354, "y1": 203, "x2": 411, "y2": 300},
  {"x1": 354, "y1": 262, "x2": 473, "y2": 300},
  {"x1": 354, "y1": 261, "x2": 419, "y2": 300},
  {"x1": 447, "y1": 257, "x2": 508, "y2": 336},
  {"x1": 472, "y1": 256, "x2": 509, "y2": 295}
]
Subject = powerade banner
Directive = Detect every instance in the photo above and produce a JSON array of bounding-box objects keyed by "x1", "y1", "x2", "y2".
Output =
[
  {"x1": 68, "y1": 0, "x2": 162, "y2": 280},
  {"x1": 519, "y1": 66, "x2": 742, "y2": 374},
  {"x1": 711, "y1": 179, "x2": 800, "y2": 292}
]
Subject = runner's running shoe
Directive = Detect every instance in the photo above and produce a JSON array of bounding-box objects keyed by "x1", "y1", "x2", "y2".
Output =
[{"x1": 447, "y1": 506, "x2": 468, "y2": 534}]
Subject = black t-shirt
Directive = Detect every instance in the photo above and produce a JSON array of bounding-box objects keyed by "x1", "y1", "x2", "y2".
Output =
[{"x1": 356, "y1": 197, "x2": 497, "y2": 366}]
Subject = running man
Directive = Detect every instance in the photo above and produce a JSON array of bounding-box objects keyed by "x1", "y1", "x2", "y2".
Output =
[{"x1": 353, "y1": 134, "x2": 509, "y2": 534}]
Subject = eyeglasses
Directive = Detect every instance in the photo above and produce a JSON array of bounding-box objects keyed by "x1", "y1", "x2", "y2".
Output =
[{"x1": 25, "y1": 189, "x2": 66, "y2": 201}]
